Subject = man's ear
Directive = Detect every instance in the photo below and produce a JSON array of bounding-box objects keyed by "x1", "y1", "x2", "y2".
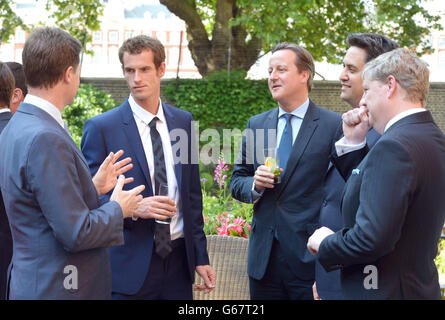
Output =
[
  {"x1": 157, "y1": 62, "x2": 166, "y2": 78},
  {"x1": 11, "y1": 88, "x2": 23, "y2": 105},
  {"x1": 386, "y1": 75, "x2": 397, "y2": 99},
  {"x1": 63, "y1": 66, "x2": 75, "y2": 84}
]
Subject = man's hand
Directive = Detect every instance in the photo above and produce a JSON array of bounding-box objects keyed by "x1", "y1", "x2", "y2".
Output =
[
  {"x1": 253, "y1": 165, "x2": 282, "y2": 193},
  {"x1": 194, "y1": 265, "x2": 216, "y2": 294},
  {"x1": 133, "y1": 196, "x2": 177, "y2": 220},
  {"x1": 342, "y1": 106, "x2": 371, "y2": 145},
  {"x1": 93, "y1": 150, "x2": 134, "y2": 195},
  {"x1": 307, "y1": 227, "x2": 334, "y2": 255},
  {"x1": 110, "y1": 175, "x2": 145, "y2": 219}
]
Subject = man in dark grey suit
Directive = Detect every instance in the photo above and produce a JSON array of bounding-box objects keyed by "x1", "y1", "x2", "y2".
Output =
[
  {"x1": 0, "y1": 27, "x2": 145, "y2": 299},
  {"x1": 231, "y1": 43, "x2": 342, "y2": 299},
  {"x1": 0, "y1": 61, "x2": 15, "y2": 300},
  {"x1": 308, "y1": 48, "x2": 445, "y2": 299},
  {"x1": 314, "y1": 33, "x2": 398, "y2": 300}
]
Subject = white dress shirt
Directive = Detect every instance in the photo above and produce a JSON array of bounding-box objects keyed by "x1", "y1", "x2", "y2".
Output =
[
  {"x1": 0, "y1": 108, "x2": 11, "y2": 114},
  {"x1": 252, "y1": 99, "x2": 310, "y2": 201},
  {"x1": 335, "y1": 108, "x2": 427, "y2": 156},
  {"x1": 128, "y1": 95, "x2": 183, "y2": 240},
  {"x1": 24, "y1": 94, "x2": 64, "y2": 128}
]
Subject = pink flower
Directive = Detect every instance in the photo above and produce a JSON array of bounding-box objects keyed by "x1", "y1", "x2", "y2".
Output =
[
  {"x1": 214, "y1": 160, "x2": 229, "y2": 187},
  {"x1": 228, "y1": 224, "x2": 243, "y2": 236},
  {"x1": 233, "y1": 217, "x2": 245, "y2": 227},
  {"x1": 217, "y1": 223, "x2": 229, "y2": 235}
]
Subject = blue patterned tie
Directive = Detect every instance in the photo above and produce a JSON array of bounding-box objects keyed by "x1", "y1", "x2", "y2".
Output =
[
  {"x1": 149, "y1": 117, "x2": 172, "y2": 259},
  {"x1": 277, "y1": 113, "x2": 293, "y2": 172}
]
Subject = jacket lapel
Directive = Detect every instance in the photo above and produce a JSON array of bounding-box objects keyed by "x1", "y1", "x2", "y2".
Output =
[
  {"x1": 120, "y1": 101, "x2": 154, "y2": 195},
  {"x1": 163, "y1": 103, "x2": 182, "y2": 195},
  {"x1": 259, "y1": 108, "x2": 279, "y2": 163},
  {"x1": 276, "y1": 101, "x2": 319, "y2": 198}
]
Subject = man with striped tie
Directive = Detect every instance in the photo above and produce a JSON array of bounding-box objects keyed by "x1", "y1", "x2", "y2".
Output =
[{"x1": 81, "y1": 35, "x2": 215, "y2": 300}]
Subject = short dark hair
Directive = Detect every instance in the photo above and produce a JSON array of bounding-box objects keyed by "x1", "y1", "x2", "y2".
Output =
[
  {"x1": 347, "y1": 33, "x2": 399, "y2": 63},
  {"x1": 22, "y1": 27, "x2": 82, "y2": 89},
  {"x1": 6, "y1": 62, "x2": 27, "y2": 96},
  {"x1": 0, "y1": 62, "x2": 15, "y2": 107},
  {"x1": 272, "y1": 42, "x2": 315, "y2": 92},
  {"x1": 119, "y1": 35, "x2": 165, "y2": 69}
]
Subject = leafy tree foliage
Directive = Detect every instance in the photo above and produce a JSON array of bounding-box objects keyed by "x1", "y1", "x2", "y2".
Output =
[
  {"x1": 0, "y1": 0, "x2": 104, "y2": 54},
  {"x1": 161, "y1": 0, "x2": 442, "y2": 75}
]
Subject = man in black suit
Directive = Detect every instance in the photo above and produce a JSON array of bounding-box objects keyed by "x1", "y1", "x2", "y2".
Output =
[
  {"x1": 308, "y1": 48, "x2": 445, "y2": 299},
  {"x1": 0, "y1": 62, "x2": 16, "y2": 300},
  {"x1": 230, "y1": 43, "x2": 342, "y2": 299},
  {"x1": 314, "y1": 33, "x2": 398, "y2": 300}
]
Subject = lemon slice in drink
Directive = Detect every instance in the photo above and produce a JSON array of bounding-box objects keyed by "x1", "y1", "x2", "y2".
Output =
[{"x1": 265, "y1": 157, "x2": 277, "y2": 168}]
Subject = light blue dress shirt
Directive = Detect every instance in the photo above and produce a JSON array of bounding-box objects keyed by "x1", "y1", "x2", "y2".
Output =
[{"x1": 252, "y1": 99, "x2": 310, "y2": 201}]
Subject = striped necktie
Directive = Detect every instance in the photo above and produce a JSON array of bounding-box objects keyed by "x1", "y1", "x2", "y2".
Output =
[{"x1": 149, "y1": 116, "x2": 172, "y2": 259}]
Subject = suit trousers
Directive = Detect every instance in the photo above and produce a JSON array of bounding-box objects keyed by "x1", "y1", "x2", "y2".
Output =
[
  {"x1": 112, "y1": 238, "x2": 193, "y2": 300},
  {"x1": 249, "y1": 239, "x2": 313, "y2": 300}
]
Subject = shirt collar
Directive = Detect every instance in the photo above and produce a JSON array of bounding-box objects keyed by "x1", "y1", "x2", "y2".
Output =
[
  {"x1": 128, "y1": 95, "x2": 165, "y2": 126},
  {"x1": 278, "y1": 98, "x2": 310, "y2": 119},
  {"x1": 384, "y1": 108, "x2": 426, "y2": 132},
  {"x1": 24, "y1": 94, "x2": 64, "y2": 128},
  {"x1": 0, "y1": 108, "x2": 11, "y2": 114}
]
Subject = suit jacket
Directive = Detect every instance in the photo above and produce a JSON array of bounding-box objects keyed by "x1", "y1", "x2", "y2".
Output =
[
  {"x1": 230, "y1": 100, "x2": 342, "y2": 281},
  {"x1": 315, "y1": 129, "x2": 380, "y2": 300},
  {"x1": 318, "y1": 111, "x2": 445, "y2": 299},
  {"x1": 0, "y1": 103, "x2": 124, "y2": 300},
  {"x1": 81, "y1": 99, "x2": 209, "y2": 295},
  {"x1": 0, "y1": 111, "x2": 12, "y2": 300}
]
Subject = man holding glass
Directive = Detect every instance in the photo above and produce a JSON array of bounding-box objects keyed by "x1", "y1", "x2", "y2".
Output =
[
  {"x1": 230, "y1": 43, "x2": 342, "y2": 299},
  {"x1": 81, "y1": 35, "x2": 215, "y2": 299}
]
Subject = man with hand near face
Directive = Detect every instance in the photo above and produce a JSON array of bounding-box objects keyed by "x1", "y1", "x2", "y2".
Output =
[
  {"x1": 308, "y1": 48, "x2": 445, "y2": 299},
  {"x1": 313, "y1": 33, "x2": 398, "y2": 300}
]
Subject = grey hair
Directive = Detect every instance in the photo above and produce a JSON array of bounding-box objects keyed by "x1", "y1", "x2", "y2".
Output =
[{"x1": 362, "y1": 48, "x2": 429, "y2": 107}]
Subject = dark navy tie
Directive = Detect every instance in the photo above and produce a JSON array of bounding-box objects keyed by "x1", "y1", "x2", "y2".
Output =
[
  {"x1": 277, "y1": 113, "x2": 293, "y2": 172},
  {"x1": 149, "y1": 117, "x2": 172, "y2": 259}
]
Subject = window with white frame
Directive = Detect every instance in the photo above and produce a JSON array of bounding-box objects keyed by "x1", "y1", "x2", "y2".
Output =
[
  {"x1": 125, "y1": 31, "x2": 134, "y2": 40},
  {"x1": 109, "y1": 31, "x2": 119, "y2": 44},
  {"x1": 92, "y1": 46, "x2": 103, "y2": 64},
  {"x1": 93, "y1": 31, "x2": 102, "y2": 44},
  {"x1": 15, "y1": 30, "x2": 26, "y2": 43}
]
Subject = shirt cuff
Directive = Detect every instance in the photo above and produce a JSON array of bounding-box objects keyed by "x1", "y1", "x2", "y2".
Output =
[
  {"x1": 251, "y1": 181, "x2": 264, "y2": 203},
  {"x1": 335, "y1": 136, "x2": 367, "y2": 157}
]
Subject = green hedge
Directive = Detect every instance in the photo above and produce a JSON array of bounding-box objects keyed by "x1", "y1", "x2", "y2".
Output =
[
  {"x1": 163, "y1": 72, "x2": 276, "y2": 133},
  {"x1": 62, "y1": 83, "x2": 117, "y2": 147}
]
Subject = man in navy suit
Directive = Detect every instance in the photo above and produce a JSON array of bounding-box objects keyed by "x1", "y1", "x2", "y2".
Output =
[
  {"x1": 81, "y1": 35, "x2": 215, "y2": 299},
  {"x1": 308, "y1": 48, "x2": 445, "y2": 299},
  {"x1": 313, "y1": 33, "x2": 398, "y2": 300},
  {"x1": 0, "y1": 27, "x2": 144, "y2": 299},
  {"x1": 0, "y1": 62, "x2": 15, "y2": 300},
  {"x1": 230, "y1": 43, "x2": 342, "y2": 299}
]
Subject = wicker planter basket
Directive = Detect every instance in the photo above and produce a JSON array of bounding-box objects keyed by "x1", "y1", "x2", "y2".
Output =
[{"x1": 193, "y1": 235, "x2": 249, "y2": 300}]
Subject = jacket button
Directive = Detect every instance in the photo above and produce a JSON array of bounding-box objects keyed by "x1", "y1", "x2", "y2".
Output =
[{"x1": 322, "y1": 200, "x2": 328, "y2": 207}]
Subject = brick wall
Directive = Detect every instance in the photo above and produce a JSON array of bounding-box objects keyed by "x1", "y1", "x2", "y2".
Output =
[{"x1": 81, "y1": 78, "x2": 445, "y2": 132}]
